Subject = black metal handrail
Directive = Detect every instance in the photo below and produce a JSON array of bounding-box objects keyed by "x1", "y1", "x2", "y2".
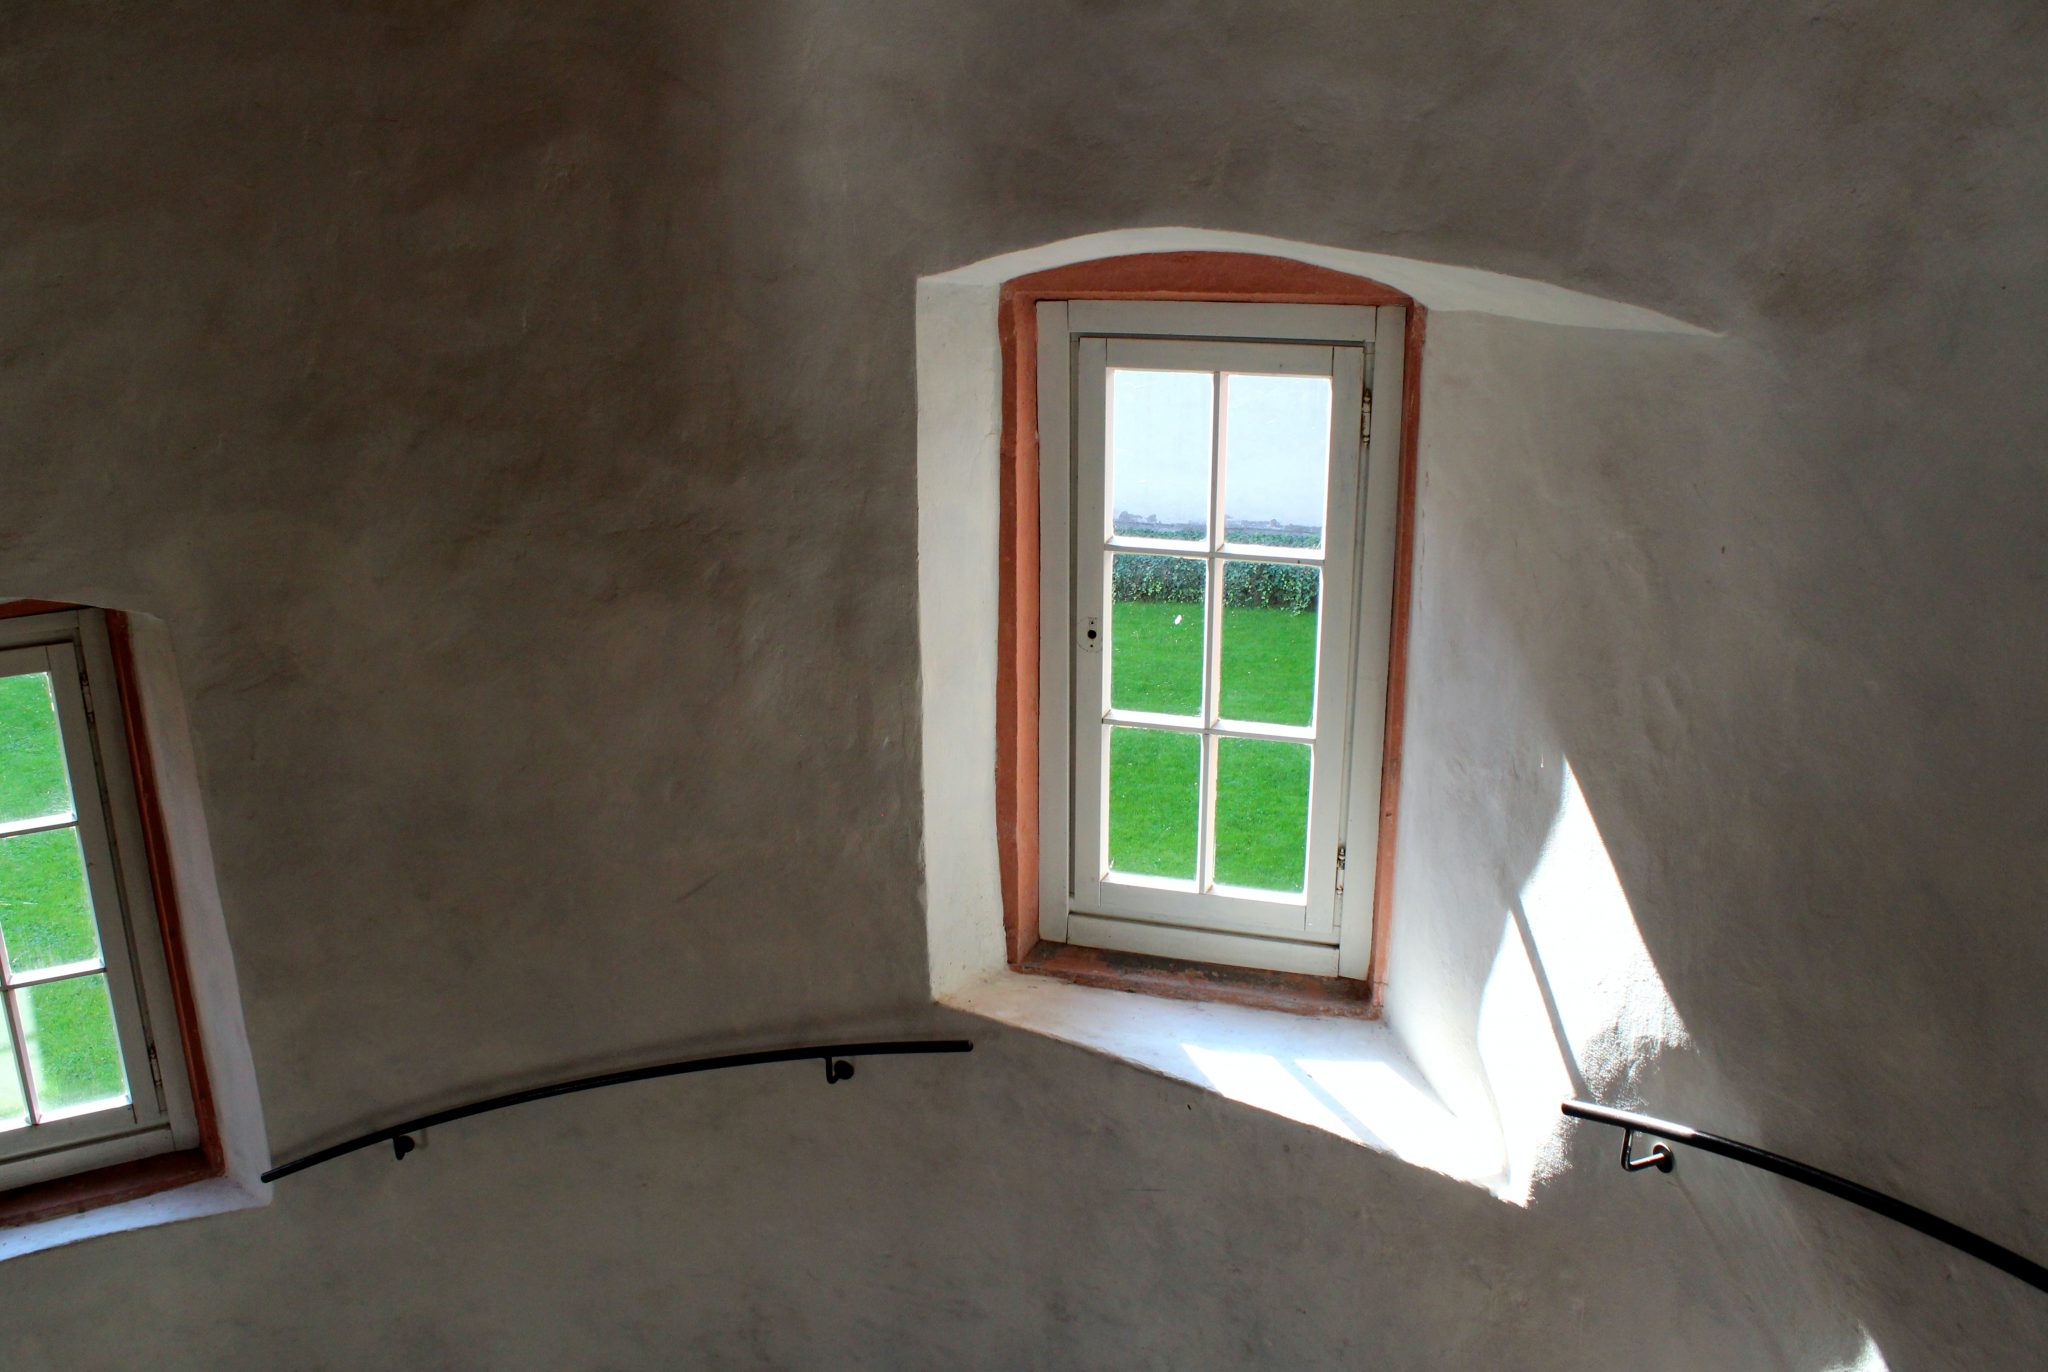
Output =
[
  {"x1": 1562, "y1": 1099, "x2": 2048, "y2": 1295},
  {"x1": 263, "y1": 1039, "x2": 975, "y2": 1183}
]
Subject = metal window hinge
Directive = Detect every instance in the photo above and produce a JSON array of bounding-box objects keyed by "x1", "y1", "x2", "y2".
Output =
[
  {"x1": 79, "y1": 673, "x2": 96, "y2": 726},
  {"x1": 145, "y1": 1041, "x2": 164, "y2": 1099},
  {"x1": 1335, "y1": 843, "x2": 1347, "y2": 896},
  {"x1": 1360, "y1": 394, "x2": 1372, "y2": 447}
]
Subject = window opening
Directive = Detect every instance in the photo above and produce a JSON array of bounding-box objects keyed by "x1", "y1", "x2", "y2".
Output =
[
  {"x1": 0, "y1": 611, "x2": 199, "y2": 1192},
  {"x1": 1038, "y1": 301, "x2": 1406, "y2": 981}
]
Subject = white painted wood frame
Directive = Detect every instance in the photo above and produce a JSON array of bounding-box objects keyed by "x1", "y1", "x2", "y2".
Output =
[
  {"x1": 1038, "y1": 301, "x2": 1407, "y2": 978},
  {"x1": 0, "y1": 611, "x2": 199, "y2": 1188}
]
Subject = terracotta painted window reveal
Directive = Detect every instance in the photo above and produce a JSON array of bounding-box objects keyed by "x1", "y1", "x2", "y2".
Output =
[{"x1": 994, "y1": 253, "x2": 1425, "y2": 1017}]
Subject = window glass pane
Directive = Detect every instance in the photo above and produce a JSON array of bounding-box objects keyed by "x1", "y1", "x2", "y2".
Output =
[
  {"x1": 0, "y1": 672, "x2": 75, "y2": 827},
  {"x1": 1219, "y1": 562, "x2": 1320, "y2": 727},
  {"x1": 1106, "y1": 726, "x2": 1199, "y2": 882},
  {"x1": 0, "y1": 1028, "x2": 26, "y2": 1130},
  {"x1": 0, "y1": 827, "x2": 103, "y2": 977},
  {"x1": 1110, "y1": 553, "x2": 1205, "y2": 717},
  {"x1": 1222, "y1": 373, "x2": 1331, "y2": 550},
  {"x1": 1213, "y1": 738, "x2": 1311, "y2": 894},
  {"x1": 18, "y1": 975, "x2": 129, "y2": 1118},
  {"x1": 1110, "y1": 369, "x2": 1212, "y2": 542}
]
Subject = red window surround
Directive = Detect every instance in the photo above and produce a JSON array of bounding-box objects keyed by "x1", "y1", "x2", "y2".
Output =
[{"x1": 996, "y1": 252, "x2": 1425, "y2": 1016}]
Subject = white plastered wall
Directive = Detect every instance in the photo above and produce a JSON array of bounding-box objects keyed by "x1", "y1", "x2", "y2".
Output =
[{"x1": 3, "y1": 4, "x2": 2045, "y2": 1367}]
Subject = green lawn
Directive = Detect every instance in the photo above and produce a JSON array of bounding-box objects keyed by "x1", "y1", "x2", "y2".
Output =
[
  {"x1": 1107, "y1": 602, "x2": 1319, "y2": 893},
  {"x1": 1110, "y1": 598, "x2": 1205, "y2": 715},
  {"x1": 0, "y1": 672, "x2": 73, "y2": 821},
  {"x1": 1107, "y1": 727, "x2": 1200, "y2": 879},
  {"x1": 0, "y1": 671, "x2": 128, "y2": 1122},
  {"x1": 1213, "y1": 737, "x2": 1311, "y2": 890}
]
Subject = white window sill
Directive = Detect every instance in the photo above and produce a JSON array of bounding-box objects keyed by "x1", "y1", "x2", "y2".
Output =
[
  {"x1": 939, "y1": 970, "x2": 1514, "y2": 1196},
  {"x1": 0, "y1": 1175, "x2": 268, "y2": 1262}
]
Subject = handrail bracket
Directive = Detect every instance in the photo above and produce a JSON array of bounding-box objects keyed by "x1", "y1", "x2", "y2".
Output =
[{"x1": 1620, "y1": 1126, "x2": 1674, "y2": 1174}]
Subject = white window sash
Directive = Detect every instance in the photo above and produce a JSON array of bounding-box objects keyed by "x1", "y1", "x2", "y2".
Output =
[
  {"x1": 0, "y1": 614, "x2": 198, "y2": 1184},
  {"x1": 1038, "y1": 299, "x2": 1403, "y2": 977}
]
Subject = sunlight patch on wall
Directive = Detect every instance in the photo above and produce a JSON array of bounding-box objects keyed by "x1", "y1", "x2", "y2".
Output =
[
  {"x1": 1824, "y1": 1331, "x2": 1891, "y2": 1372},
  {"x1": 1477, "y1": 913, "x2": 1579, "y2": 1200},
  {"x1": 937, "y1": 750, "x2": 1698, "y2": 1204},
  {"x1": 1292, "y1": 1055, "x2": 1504, "y2": 1183},
  {"x1": 1521, "y1": 760, "x2": 1690, "y2": 1077},
  {"x1": 1179, "y1": 1043, "x2": 1503, "y2": 1185},
  {"x1": 1478, "y1": 759, "x2": 1690, "y2": 1200}
]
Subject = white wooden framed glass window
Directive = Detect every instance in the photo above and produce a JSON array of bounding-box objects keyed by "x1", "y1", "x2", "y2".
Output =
[
  {"x1": 1038, "y1": 301, "x2": 1406, "y2": 978},
  {"x1": 0, "y1": 609, "x2": 198, "y2": 1189}
]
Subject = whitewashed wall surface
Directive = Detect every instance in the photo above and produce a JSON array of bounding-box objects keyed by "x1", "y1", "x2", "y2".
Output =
[{"x1": 2, "y1": 3, "x2": 2044, "y2": 1368}]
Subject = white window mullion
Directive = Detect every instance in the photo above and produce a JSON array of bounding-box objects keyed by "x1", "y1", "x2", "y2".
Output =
[
  {"x1": 1101, "y1": 713, "x2": 1317, "y2": 745},
  {"x1": 1197, "y1": 366, "x2": 1228, "y2": 895},
  {"x1": 0, "y1": 648, "x2": 58, "y2": 1132},
  {"x1": 0, "y1": 815, "x2": 82, "y2": 840}
]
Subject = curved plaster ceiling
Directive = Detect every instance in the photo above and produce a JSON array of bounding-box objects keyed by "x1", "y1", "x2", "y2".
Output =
[{"x1": 926, "y1": 226, "x2": 1713, "y2": 336}]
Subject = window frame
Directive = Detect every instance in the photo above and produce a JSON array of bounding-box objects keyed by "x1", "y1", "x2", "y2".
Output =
[
  {"x1": 991, "y1": 254, "x2": 1424, "y2": 1015},
  {"x1": 1037, "y1": 299, "x2": 1407, "y2": 981},
  {"x1": 0, "y1": 606, "x2": 215, "y2": 1211}
]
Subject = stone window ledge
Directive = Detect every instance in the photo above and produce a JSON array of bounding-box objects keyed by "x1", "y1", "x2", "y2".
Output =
[
  {"x1": 940, "y1": 970, "x2": 1512, "y2": 1194},
  {"x1": 0, "y1": 1174, "x2": 265, "y2": 1261}
]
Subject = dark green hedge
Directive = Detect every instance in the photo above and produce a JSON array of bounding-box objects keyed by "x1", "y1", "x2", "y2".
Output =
[{"x1": 1110, "y1": 533, "x2": 1319, "y2": 614}]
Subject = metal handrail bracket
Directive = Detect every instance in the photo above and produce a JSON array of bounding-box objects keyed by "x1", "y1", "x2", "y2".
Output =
[{"x1": 1562, "y1": 1098, "x2": 2048, "y2": 1296}]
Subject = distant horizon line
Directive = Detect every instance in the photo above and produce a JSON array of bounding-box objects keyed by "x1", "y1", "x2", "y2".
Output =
[{"x1": 1114, "y1": 513, "x2": 1320, "y2": 533}]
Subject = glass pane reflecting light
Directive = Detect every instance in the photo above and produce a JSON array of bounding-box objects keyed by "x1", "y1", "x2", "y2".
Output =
[
  {"x1": 0, "y1": 1031, "x2": 26, "y2": 1130},
  {"x1": 1222, "y1": 373, "x2": 1331, "y2": 549},
  {"x1": 0, "y1": 828, "x2": 103, "y2": 976},
  {"x1": 19, "y1": 974, "x2": 129, "y2": 1118},
  {"x1": 1095, "y1": 351, "x2": 1341, "y2": 918},
  {"x1": 1110, "y1": 369, "x2": 1212, "y2": 542}
]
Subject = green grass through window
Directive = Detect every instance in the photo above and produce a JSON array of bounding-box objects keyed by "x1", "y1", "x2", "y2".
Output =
[
  {"x1": 0, "y1": 673, "x2": 73, "y2": 825},
  {"x1": 1107, "y1": 727, "x2": 1199, "y2": 878},
  {"x1": 1106, "y1": 603, "x2": 1319, "y2": 892},
  {"x1": 0, "y1": 672, "x2": 128, "y2": 1116}
]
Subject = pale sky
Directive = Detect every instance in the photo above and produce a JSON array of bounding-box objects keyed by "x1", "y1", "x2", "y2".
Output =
[{"x1": 1109, "y1": 370, "x2": 1331, "y2": 531}]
